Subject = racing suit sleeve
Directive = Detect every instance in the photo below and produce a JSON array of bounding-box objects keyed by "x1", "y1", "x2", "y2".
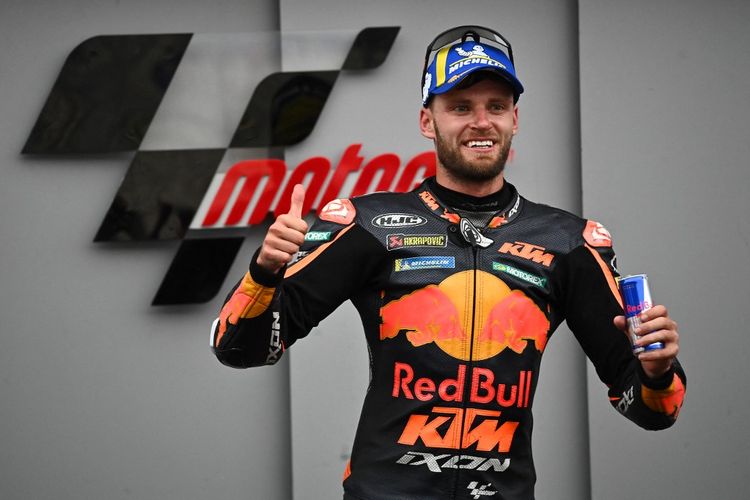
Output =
[
  {"x1": 555, "y1": 241, "x2": 686, "y2": 430},
  {"x1": 210, "y1": 218, "x2": 385, "y2": 369}
]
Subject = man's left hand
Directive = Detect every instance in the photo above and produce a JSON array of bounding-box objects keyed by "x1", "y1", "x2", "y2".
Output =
[{"x1": 613, "y1": 305, "x2": 679, "y2": 379}]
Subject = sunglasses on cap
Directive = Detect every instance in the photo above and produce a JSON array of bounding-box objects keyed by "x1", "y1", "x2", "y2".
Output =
[{"x1": 421, "y1": 25, "x2": 516, "y2": 90}]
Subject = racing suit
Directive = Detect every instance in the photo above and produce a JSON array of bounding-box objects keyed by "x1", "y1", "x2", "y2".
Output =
[{"x1": 211, "y1": 177, "x2": 686, "y2": 500}]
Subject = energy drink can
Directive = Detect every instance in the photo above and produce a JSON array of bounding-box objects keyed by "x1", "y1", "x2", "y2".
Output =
[{"x1": 617, "y1": 274, "x2": 664, "y2": 355}]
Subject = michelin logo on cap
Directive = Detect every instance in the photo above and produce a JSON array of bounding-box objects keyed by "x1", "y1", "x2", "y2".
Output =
[
  {"x1": 449, "y1": 45, "x2": 507, "y2": 77},
  {"x1": 422, "y1": 40, "x2": 524, "y2": 106}
]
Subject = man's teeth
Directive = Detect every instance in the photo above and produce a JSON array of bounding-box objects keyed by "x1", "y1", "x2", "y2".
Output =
[{"x1": 467, "y1": 140, "x2": 494, "y2": 148}]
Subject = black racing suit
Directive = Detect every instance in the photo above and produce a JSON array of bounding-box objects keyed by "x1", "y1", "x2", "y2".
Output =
[{"x1": 211, "y1": 177, "x2": 686, "y2": 500}]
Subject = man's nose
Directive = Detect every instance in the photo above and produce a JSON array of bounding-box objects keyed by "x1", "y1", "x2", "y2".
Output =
[{"x1": 471, "y1": 108, "x2": 492, "y2": 129}]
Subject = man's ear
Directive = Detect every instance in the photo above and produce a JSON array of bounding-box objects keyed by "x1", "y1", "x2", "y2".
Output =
[{"x1": 419, "y1": 107, "x2": 436, "y2": 140}]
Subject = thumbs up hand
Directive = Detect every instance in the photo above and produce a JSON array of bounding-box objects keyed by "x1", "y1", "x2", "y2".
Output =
[
  {"x1": 256, "y1": 184, "x2": 309, "y2": 274},
  {"x1": 288, "y1": 182, "x2": 305, "y2": 219}
]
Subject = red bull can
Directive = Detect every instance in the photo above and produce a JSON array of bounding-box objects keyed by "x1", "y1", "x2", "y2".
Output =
[{"x1": 617, "y1": 274, "x2": 664, "y2": 355}]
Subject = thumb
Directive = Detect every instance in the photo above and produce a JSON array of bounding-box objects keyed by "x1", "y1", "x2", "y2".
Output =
[{"x1": 289, "y1": 183, "x2": 306, "y2": 218}]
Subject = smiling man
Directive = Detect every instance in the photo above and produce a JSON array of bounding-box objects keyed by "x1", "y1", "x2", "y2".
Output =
[
  {"x1": 211, "y1": 26, "x2": 686, "y2": 500},
  {"x1": 421, "y1": 76, "x2": 517, "y2": 194}
]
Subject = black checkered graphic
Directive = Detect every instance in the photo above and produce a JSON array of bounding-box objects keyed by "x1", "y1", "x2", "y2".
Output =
[{"x1": 22, "y1": 27, "x2": 400, "y2": 305}]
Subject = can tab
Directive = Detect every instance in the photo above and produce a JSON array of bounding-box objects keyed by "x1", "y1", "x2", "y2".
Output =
[{"x1": 459, "y1": 218, "x2": 494, "y2": 248}]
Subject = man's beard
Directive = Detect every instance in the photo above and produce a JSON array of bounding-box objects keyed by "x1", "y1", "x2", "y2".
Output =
[{"x1": 433, "y1": 122, "x2": 512, "y2": 183}]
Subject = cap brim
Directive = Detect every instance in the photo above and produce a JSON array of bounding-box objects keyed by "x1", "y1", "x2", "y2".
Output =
[{"x1": 431, "y1": 66, "x2": 524, "y2": 98}]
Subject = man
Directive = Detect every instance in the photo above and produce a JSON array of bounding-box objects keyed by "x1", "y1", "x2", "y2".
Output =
[{"x1": 211, "y1": 26, "x2": 686, "y2": 500}]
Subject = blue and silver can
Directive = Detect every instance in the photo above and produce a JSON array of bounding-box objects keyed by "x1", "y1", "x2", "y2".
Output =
[{"x1": 618, "y1": 274, "x2": 664, "y2": 355}]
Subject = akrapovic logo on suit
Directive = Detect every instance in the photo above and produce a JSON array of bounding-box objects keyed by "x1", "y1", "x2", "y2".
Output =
[{"x1": 387, "y1": 233, "x2": 446, "y2": 250}]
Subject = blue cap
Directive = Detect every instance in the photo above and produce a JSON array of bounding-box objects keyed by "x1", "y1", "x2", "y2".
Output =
[{"x1": 422, "y1": 40, "x2": 524, "y2": 106}]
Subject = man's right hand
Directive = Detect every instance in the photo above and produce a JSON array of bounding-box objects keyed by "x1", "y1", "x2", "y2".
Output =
[{"x1": 256, "y1": 184, "x2": 309, "y2": 274}]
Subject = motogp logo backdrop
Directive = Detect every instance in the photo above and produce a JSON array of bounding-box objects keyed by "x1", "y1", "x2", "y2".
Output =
[{"x1": 21, "y1": 27, "x2": 439, "y2": 305}]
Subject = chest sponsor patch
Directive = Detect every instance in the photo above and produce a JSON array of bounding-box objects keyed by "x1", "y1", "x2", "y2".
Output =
[
  {"x1": 497, "y1": 241, "x2": 554, "y2": 267},
  {"x1": 492, "y1": 262, "x2": 547, "y2": 288},
  {"x1": 372, "y1": 213, "x2": 427, "y2": 228},
  {"x1": 387, "y1": 233, "x2": 447, "y2": 250},
  {"x1": 304, "y1": 231, "x2": 332, "y2": 242},
  {"x1": 394, "y1": 256, "x2": 455, "y2": 272}
]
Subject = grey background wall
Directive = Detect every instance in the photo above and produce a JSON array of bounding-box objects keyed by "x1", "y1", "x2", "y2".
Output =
[
  {"x1": 579, "y1": 1, "x2": 750, "y2": 498},
  {"x1": 1, "y1": 1, "x2": 748, "y2": 500},
  {"x1": 0, "y1": 2, "x2": 291, "y2": 500}
]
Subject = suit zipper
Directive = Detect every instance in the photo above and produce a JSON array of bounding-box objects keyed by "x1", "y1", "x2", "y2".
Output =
[{"x1": 452, "y1": 244, "x2": 480, "y2": 499}]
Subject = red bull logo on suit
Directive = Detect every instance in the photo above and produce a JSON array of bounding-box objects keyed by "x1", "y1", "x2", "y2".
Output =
[{"x1": 380, "y1": 270, "x2": 549, "y2": 361}]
